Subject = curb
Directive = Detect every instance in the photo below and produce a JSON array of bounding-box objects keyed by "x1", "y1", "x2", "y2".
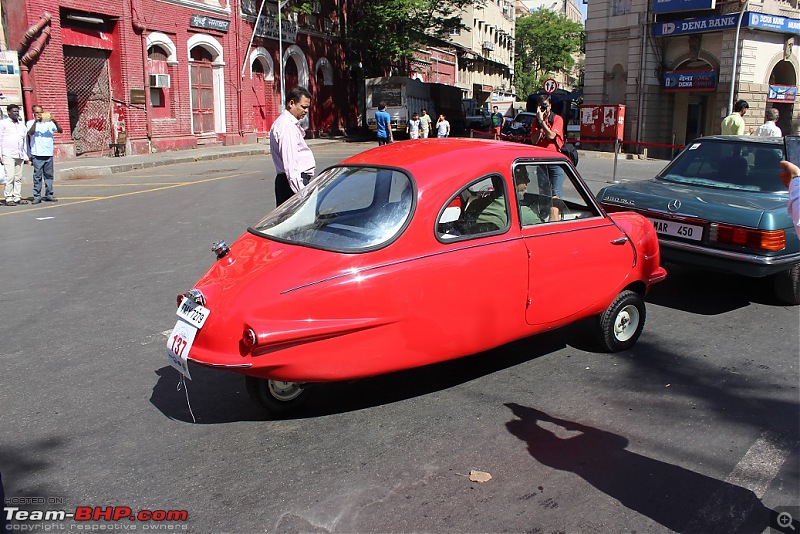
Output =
[{"x1": 56, "y1": 138, "x2": 344, "y2": 181}]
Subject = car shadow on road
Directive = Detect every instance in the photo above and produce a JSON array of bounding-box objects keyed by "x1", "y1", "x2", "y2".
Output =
[
  {"x1": 149, "y1": 331, "x2": 566, "y2": 423},
  {"x1": 150, "y1": 366, "x2": 267, "y2": 424},
  {"x1": 504, "y1": 403, "x2": 799, "y2": 533},
  {"x1": 647, "y1": 263, "x2": 781, "y2": 314}
]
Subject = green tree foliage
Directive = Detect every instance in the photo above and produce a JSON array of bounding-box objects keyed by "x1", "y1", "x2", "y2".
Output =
[
  {"x1": 346, "y1": 0, "x2": 474, "y2": 77},
  {"x1": 514, "y1": 10, "x2": 584, "y2": 99}
]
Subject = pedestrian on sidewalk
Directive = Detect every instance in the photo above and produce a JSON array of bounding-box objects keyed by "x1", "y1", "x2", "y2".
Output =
[
  {"x1": 754, "y1": 108, "x2": 782, "y2": 137},
  {"x1": 436, "y1": 114, "x2": 450, "y2": 138},
  {"x1": 492, "y1": 106, "x2": 504, "y2": 139},
  {"x1": 721, "y1": 100, "x2": 752, "y2": 135},
  {"x1": 419, "y1": 108, "x2": 432, "y2": 139},
  {"x1": 1, "y1": 105, "x2": 29, "y2": 205},
  {"x1": 270, "y1": 86, "x2": 316, "y2": 207},
  {"x1": 407, "y1": 112, "x2": 421, "y2": 140},
  {"x1": 27, "y1": 105, "x2": 63, "y2": 204}
]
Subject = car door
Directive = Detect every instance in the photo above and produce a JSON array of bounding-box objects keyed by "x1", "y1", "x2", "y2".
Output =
[{"x1": 513, "y1": 162, "x2": 635, "y2": 327}]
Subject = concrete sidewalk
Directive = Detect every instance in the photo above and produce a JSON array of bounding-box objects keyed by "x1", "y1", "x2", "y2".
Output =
[{"x1": 11, "y1": 136, "x2": 346, "y2": 184}]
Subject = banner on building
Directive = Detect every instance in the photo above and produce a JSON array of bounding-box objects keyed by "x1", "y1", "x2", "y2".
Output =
[
  {"x1": 654, "y1": 13, "x2": 738, "y2": 36},
  {"x1": 662, "y1": 69, "x2": 717, "y2": 92},
  {"x1": 767, "y1": 85, "x2": 797, "y2": 102},
  {"x1": 655, "y1": 11, "x2": 800, "y2": 37},
  {"x1": 744, "y1": 13, "x2": 800, "y2": 35},
  {"x1": 653, "y1": 0, "x2": 715, "y2": 15},
  {"x1": 0, "y1": 50, "x2": 23, "y2": 107},
  {"x1": 190, "y1": 14, "x2": 230, "y2": 32},
  {"x1": 253, "y1": 6, "x2": 298, "y2": 43}
]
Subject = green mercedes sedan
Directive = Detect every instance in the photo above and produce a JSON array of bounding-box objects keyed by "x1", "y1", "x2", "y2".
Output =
[{"x1": 597, "y1": 135, "x2": 799, "y2": 305}]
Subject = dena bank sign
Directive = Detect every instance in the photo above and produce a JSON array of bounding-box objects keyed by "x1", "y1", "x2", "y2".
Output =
[{"x1": 654, "y1": 11, "x2": 800, "y2": 37}]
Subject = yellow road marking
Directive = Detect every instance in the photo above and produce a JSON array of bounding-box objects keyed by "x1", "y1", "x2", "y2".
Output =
[
  {"x1": 0, "y1": 171, "x2": 258, "y2": 217},
  {"x1": 58, "y1": 182, "x2": 191, "y2": 187}
]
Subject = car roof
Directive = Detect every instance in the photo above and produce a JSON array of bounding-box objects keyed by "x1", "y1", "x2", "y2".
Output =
[
  {"x1": 339, "y1": 138, "x2": 567, "y2": 188},
  {"x1": 689, "y1": 135, "x2": 783, "y2": 146}
]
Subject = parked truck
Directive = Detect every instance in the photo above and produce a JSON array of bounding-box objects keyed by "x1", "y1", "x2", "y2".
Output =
[{"x1": 366, "y1": 77, "x2": 465, "y2": 137}]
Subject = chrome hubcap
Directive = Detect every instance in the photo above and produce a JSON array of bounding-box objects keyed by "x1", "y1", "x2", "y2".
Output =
[
  {"x1": 614, "y1": 305, "x2": 640, "y2": 342},
  {"x1": 267, "y1": 380, "x2": 304, "y2": 402}
]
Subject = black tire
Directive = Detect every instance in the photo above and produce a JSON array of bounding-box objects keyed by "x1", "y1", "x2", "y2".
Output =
[
  {"x1": 597, "y1": 290, "x2": 646, "y2": 352},
  {"x1": 773, "y1": 263, "x2": 800, "y2": 305},
  {"x1": 245, "y1": 376, "x2": 310, "y2": 415}
]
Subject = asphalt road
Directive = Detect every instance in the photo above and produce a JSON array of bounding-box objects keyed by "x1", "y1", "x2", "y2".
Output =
[{"x1": 1, "y1": 142, "x2": 798, "y2": 533}]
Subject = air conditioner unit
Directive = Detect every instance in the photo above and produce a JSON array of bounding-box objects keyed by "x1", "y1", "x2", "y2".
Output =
[
  {"x1": 482, "y1": 41, "x2": 494, "y2": 51},
  {"x1": 149, "y1": 74, "x2": 171, "y2": 89}
]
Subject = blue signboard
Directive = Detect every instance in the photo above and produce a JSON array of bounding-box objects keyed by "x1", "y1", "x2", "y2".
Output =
[
  {"x1": 654, "y1": 13, "x2": 739, "y2": 36},
  {"x1": 744, "y1": 12, "x2": 800, "y2": 34},
  {"x1": 653, "y1": 0, "x2": 715, "y2": 14},
  {"x1": 768, "y1": 85, "x2": 797, "y2": 102},
  {"x1": 663, "y1": 70, "x2": 717, "y2": 92},
  {"x1": 654, "y1": 11, "x2": 800, "y2": 37}
]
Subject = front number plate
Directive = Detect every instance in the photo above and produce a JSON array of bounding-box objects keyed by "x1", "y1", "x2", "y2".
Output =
[
  {"x1": 649, "y1": 218, "x2": 703, "y2": 242},
  {"x1": 176, "y1": 297, "x2": 210, "y2": 328},
  {"x1": 166, "y1": 319, "x2": 196, "y2": 379}
]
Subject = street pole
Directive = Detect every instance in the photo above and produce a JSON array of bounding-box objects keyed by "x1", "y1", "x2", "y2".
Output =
[
  {"x1": 240, "y1": 0, "x2": 267, "y2": 79},
  {"x1": 728, "y1": 0, "x2": 750, "y2": 115},
  {"x1": 278, "y1": 0, "x2": 288, "y2": 108}
]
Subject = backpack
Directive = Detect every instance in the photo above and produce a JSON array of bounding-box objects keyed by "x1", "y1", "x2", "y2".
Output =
[{"x1": 560, "y1": 142, "x2": 579, "y2": 166}]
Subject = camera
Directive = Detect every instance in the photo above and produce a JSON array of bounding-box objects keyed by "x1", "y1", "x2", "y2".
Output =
[{"x1": 539, "y1": 103, "x2": 548, "y2": 112}]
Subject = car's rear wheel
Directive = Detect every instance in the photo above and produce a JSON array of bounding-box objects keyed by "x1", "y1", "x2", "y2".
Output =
[
  {"x1": 245, "y1": 376, "x2": 309, "y2": 414},
  {"x1": 773, "y1": 263, "x2": 800, "y2": 305},
  {"x1": 598, "y1": 290, "x2": 646, "y2": 352}
]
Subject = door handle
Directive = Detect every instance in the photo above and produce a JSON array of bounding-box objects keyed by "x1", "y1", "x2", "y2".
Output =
[{"x1": 610, "y1": 237, "x2": 629, "y2": 245}]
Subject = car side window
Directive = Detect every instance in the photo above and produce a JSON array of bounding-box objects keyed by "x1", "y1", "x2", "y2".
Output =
[
  {"x1": 437, "y1": 175, "x2": 509, "y2": 240},
  {"x1": 513, "y1": 163, "x2": 599, "y2": 225}
]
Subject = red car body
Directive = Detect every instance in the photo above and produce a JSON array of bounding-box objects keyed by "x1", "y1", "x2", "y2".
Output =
[{"x1": 168, "y1": 139, "x2": 666, "y2": 411}]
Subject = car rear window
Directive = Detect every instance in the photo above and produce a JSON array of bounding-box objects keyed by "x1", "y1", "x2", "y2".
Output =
[
  {"x1": 659, "y1": 141, "x2": 786, "y2": 193},
  {"x1": 252, "y1": 166, "x2": 414, "y2": 252}
]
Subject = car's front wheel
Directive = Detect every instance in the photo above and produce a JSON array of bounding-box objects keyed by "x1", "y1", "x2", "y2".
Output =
[
  {"x1": 773, "y1": 263, "x2": 800, "y2": 305},
  {"x1": 598, "y1": 290, "x2": 646, "y2": 352},
  {"x1": 245, "y1": 377, "x2": 310, "y2": 415}
]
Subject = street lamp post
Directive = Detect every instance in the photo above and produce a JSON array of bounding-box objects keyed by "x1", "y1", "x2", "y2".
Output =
[
  {"x1": 728, "y1": 0, "x2": 750, "y2": 115},
  {"x1": 278, "y1": 0, "x2": 288, "y2": 108}
]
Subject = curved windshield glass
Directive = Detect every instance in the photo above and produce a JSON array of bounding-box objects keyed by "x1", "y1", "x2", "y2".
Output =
[
  {"x1": 658, "y1": 140, "x2": 786, "y2": 193},
  {"x1": 252, "y1": 166, "x2": 414, "y2": 252}
]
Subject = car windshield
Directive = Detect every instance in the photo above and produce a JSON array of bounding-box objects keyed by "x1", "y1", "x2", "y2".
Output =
[
  {"x1": 251, "y1": 166, "x2": 414, "y2": 252},
  {"x1": 657, "y1": 140, "x2": 786, "y2": 193},
  {"x1": 515, "y1": 114, "x2": 534, "y2": 125}
]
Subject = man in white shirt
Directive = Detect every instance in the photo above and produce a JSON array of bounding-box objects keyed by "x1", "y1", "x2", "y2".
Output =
[
  {"x1": 754, "y1": 108, "x2": 782, "y2": 137},
  {"x1": 269, "y1": 86, "x2": 316, "y2": 207},
  {"x1": 0, "y1": 105, "x2": 29, "y2": 205}
]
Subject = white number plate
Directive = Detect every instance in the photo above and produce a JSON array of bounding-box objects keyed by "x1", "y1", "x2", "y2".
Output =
[
  {"x1": 166, "y1": 320, "x2": 196, "y2": 379},
  {"x1": 649, "y1": 218, "x2": 703, "y2": 242},
  {"x1": 176, "y1": 297, "x2": 210, "y2": 328}
]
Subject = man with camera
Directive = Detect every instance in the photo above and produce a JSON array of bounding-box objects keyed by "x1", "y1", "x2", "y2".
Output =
[{"x1": 530, "y1": 94, "x2": 566, "y2": 205}]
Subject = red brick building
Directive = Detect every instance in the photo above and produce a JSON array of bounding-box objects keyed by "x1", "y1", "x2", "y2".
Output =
[{"x1": 3, "y1": 0, "x2": 351, "y2": 158}]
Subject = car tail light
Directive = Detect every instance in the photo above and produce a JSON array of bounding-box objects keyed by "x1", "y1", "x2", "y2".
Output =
[
  {"x1": 243, "y1": 328, "x2": 258, "y2": 349},
  {"x1": 709, "y1": 224, "x2": 785, "y2": 251}
]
